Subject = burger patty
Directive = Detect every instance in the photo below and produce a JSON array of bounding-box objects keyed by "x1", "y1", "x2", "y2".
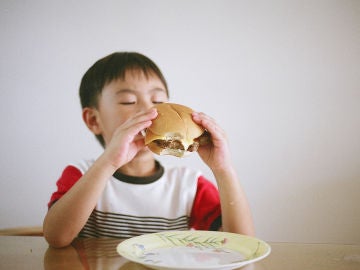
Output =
[
  {"x1": 187, "y1": 142, "x2": 199, "y2": 152},
  {"x1": 153, "y1": 132, "x2": 210, "y2": 152},
  {"x1": 154, "y1": 139, "x2": 184, "y2": 150},
  {"x1": 154, "y1": 139, "x2": 199, "y2": 152}
]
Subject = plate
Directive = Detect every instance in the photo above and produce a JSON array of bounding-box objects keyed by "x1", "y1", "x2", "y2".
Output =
[{"x1": 116, "y1": 231, "x2": 271, "y2": 270}]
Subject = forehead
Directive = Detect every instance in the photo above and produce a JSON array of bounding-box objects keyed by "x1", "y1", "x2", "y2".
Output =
[
  {"x1": 123, "y1": 68, "x2": 161, "y2": 82},
  {"x1": 103, "y1": 69, "x2": 167, "y2": 95}
]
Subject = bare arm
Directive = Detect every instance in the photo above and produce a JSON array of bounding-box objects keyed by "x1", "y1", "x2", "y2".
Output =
[
  {"x1": 43, "y1": 157, "x2": 116, "y2": 247},
  {"x1": 213, "y1": 166, "x2": 255, "y2": 235},
  {"x1": 192, "y1": 112, "x2": 255, "y2": 236},
  {"x1": 43, "y1": 108, "x2": 157, "y2": 247}
]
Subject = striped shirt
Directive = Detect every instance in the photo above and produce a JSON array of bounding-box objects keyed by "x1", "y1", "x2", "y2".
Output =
[{"x1": 48, "y1": 159, "x2": 222, "y2": 238}]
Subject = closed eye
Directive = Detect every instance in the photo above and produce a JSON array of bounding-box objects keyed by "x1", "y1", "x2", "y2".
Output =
[{"x1": 119, "y1": 102, "x2": 136, "y2": 105}]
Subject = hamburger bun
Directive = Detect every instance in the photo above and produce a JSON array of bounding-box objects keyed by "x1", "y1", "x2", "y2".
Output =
[{"x1": 145, "y1": 103, "x2": 210, "y2": 157}]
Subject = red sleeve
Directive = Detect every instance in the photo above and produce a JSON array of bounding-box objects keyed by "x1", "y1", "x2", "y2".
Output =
[
  {"x1": 189, "y1": 175, "x2": 222, "y2": 231},
  {"x1": 47, "y1": 165, "x2": 83, "y2": 208}
]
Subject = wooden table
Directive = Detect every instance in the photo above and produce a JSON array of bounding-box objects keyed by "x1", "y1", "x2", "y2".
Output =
[{"x1": 0, "y1": 236, "x2": 359, "y2": 270}]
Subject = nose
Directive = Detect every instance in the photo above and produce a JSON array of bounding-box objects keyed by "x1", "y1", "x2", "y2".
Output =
[
  {"x1": 142, "y1": 99, "x2": 155, "y2": 111},
  {"x1": 136, "y1": 99, "x2": 155, "y2": 113}
]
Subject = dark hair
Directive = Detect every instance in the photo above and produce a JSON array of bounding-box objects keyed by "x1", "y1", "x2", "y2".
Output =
[{"x1": 79, "y1": 52, "x2": 169, "y2": 147}]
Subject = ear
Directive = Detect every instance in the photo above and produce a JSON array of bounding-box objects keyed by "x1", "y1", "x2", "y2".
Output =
[{"x1": 82, "y1": 107, "x2": 102, "y2": 135}]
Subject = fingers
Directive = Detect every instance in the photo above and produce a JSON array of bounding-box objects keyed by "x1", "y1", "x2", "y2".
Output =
[
  {"x1": 192, "y1": 111, "x2": 214, "y2": 127},
  {"x1": 135, "y1": 108, "x2": 158, "y2": 135},
  {"x1": 122, "y1": 108, "x2": 157, "y2": 134},
  {"x1": 192, "y1": 112, "x2": 226, "y2": 140},
  {"x1": 131, "y1": 108, "x2": 158, "y2": 127},
  {"x1": 110, "y1": 108, "x2": 157, "y2": 146}
]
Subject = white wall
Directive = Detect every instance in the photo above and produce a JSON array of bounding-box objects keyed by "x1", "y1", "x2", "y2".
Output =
[{"x1": 1, "y1": 0, "x2": 359, "y2": 244}]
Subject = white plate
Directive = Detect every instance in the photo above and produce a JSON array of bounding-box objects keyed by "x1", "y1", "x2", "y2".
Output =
[{"x1": 117, "y1": 231, "x2": 271, "y2": 270}]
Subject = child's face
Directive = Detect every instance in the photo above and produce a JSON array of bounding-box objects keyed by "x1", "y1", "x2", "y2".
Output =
[{"x1": 95, "y1": 70, "x2": 168, "y2": 150}]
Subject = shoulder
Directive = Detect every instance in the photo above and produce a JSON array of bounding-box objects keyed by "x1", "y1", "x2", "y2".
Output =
[
  {"x1": 56, "y1": 159, "x2": 95, "y2": 186},
  {"x1": 68, "y1": 159, "x2": 95, "y2": 173},
  {"x1": 161, "y1": 166, "x2": 218, "y2": 191},
  {"x1": 159, "y1": 166, "x2": 202, "y2": 195},
  {"x1": 197, "y1": 175, "x2": 218, "y2": 190},
  {"x1": 164, "y1": 166, "x2": 202, "y2": 180}
]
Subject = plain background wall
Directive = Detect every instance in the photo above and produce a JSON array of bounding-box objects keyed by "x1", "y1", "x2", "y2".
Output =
[{"x1": 1, "y1": 0, "x2": 359, "y2": 244}]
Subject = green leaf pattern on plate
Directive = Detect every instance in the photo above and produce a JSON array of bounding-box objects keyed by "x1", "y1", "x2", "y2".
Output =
[{"x1": 157, "y1": 232, "x2": 228, "y2": 249}]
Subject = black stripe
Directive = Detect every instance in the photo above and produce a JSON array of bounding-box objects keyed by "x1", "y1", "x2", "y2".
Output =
[
  {"x1": 112, "y1": 160, "x2": 164, "y2": 184},
  {"x1": 91, "y1": 209, "x2": 187, "y2": 223},
  {"x1": 84, "y1": 219, "x2": 188, "y2": 234},
  {"x1": 88, "y1": 212, "x2": 188, "y2": 227},
  {"x1": 89, "y1": 214, "x2": 188, "y2": 225},
  {"x1": 80, "y1": 225, "x2": 188, "y2": 237},
  {"x1": 79, "y1": 210, "x2": 190, "y2": 238},
  {"x1": 79, "y1": 227, "x2": 189, "y2": 238}
]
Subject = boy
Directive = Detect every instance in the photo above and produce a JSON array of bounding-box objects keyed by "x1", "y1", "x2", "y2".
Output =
[{"x1": 43, "y1": 52, "x2": 254, "y2": 248}]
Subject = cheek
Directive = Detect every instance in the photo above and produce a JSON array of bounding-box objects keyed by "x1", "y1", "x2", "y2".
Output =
[{"x1": 100, "y1": 110, "x2": 130, "y2": 136}]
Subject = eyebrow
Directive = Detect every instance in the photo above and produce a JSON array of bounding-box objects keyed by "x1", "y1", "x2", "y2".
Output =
[
  {"x1": 115, "y1": 88, "x2": 167, "y2": 95},
  {"x1": 115, "y1": 89, "x2": 135, "y2": 95}
]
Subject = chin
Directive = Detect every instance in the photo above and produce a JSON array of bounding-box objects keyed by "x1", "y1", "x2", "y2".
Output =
[{"x1": 135, "y1": 147, "x2": 155, "y2": 160}]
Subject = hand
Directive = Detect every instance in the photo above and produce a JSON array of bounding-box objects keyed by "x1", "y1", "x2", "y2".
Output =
[
  {"x1": 103, "y1": 108, "x2": 158, "y2": 169},
  {"x1": 192, "y1": 112, "x2": 233, "y2": 173}
]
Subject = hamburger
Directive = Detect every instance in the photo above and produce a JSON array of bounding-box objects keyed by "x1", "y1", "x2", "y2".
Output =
[{"x1": 144, "y1": 103, "x2": 210, "y2": 157}]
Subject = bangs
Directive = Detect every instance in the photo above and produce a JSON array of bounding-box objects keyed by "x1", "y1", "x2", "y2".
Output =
[
  {"x1": 103, "y1": 54, "x2": 164, "y2": 84},
  {"x1": 80, "y1": 52, "x2": 168, "y2": 109}
]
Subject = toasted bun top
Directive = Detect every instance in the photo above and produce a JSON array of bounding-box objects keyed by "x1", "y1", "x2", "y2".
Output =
[{"x1": 144, "y1": 103, "x2": 205, "y2": 155}]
